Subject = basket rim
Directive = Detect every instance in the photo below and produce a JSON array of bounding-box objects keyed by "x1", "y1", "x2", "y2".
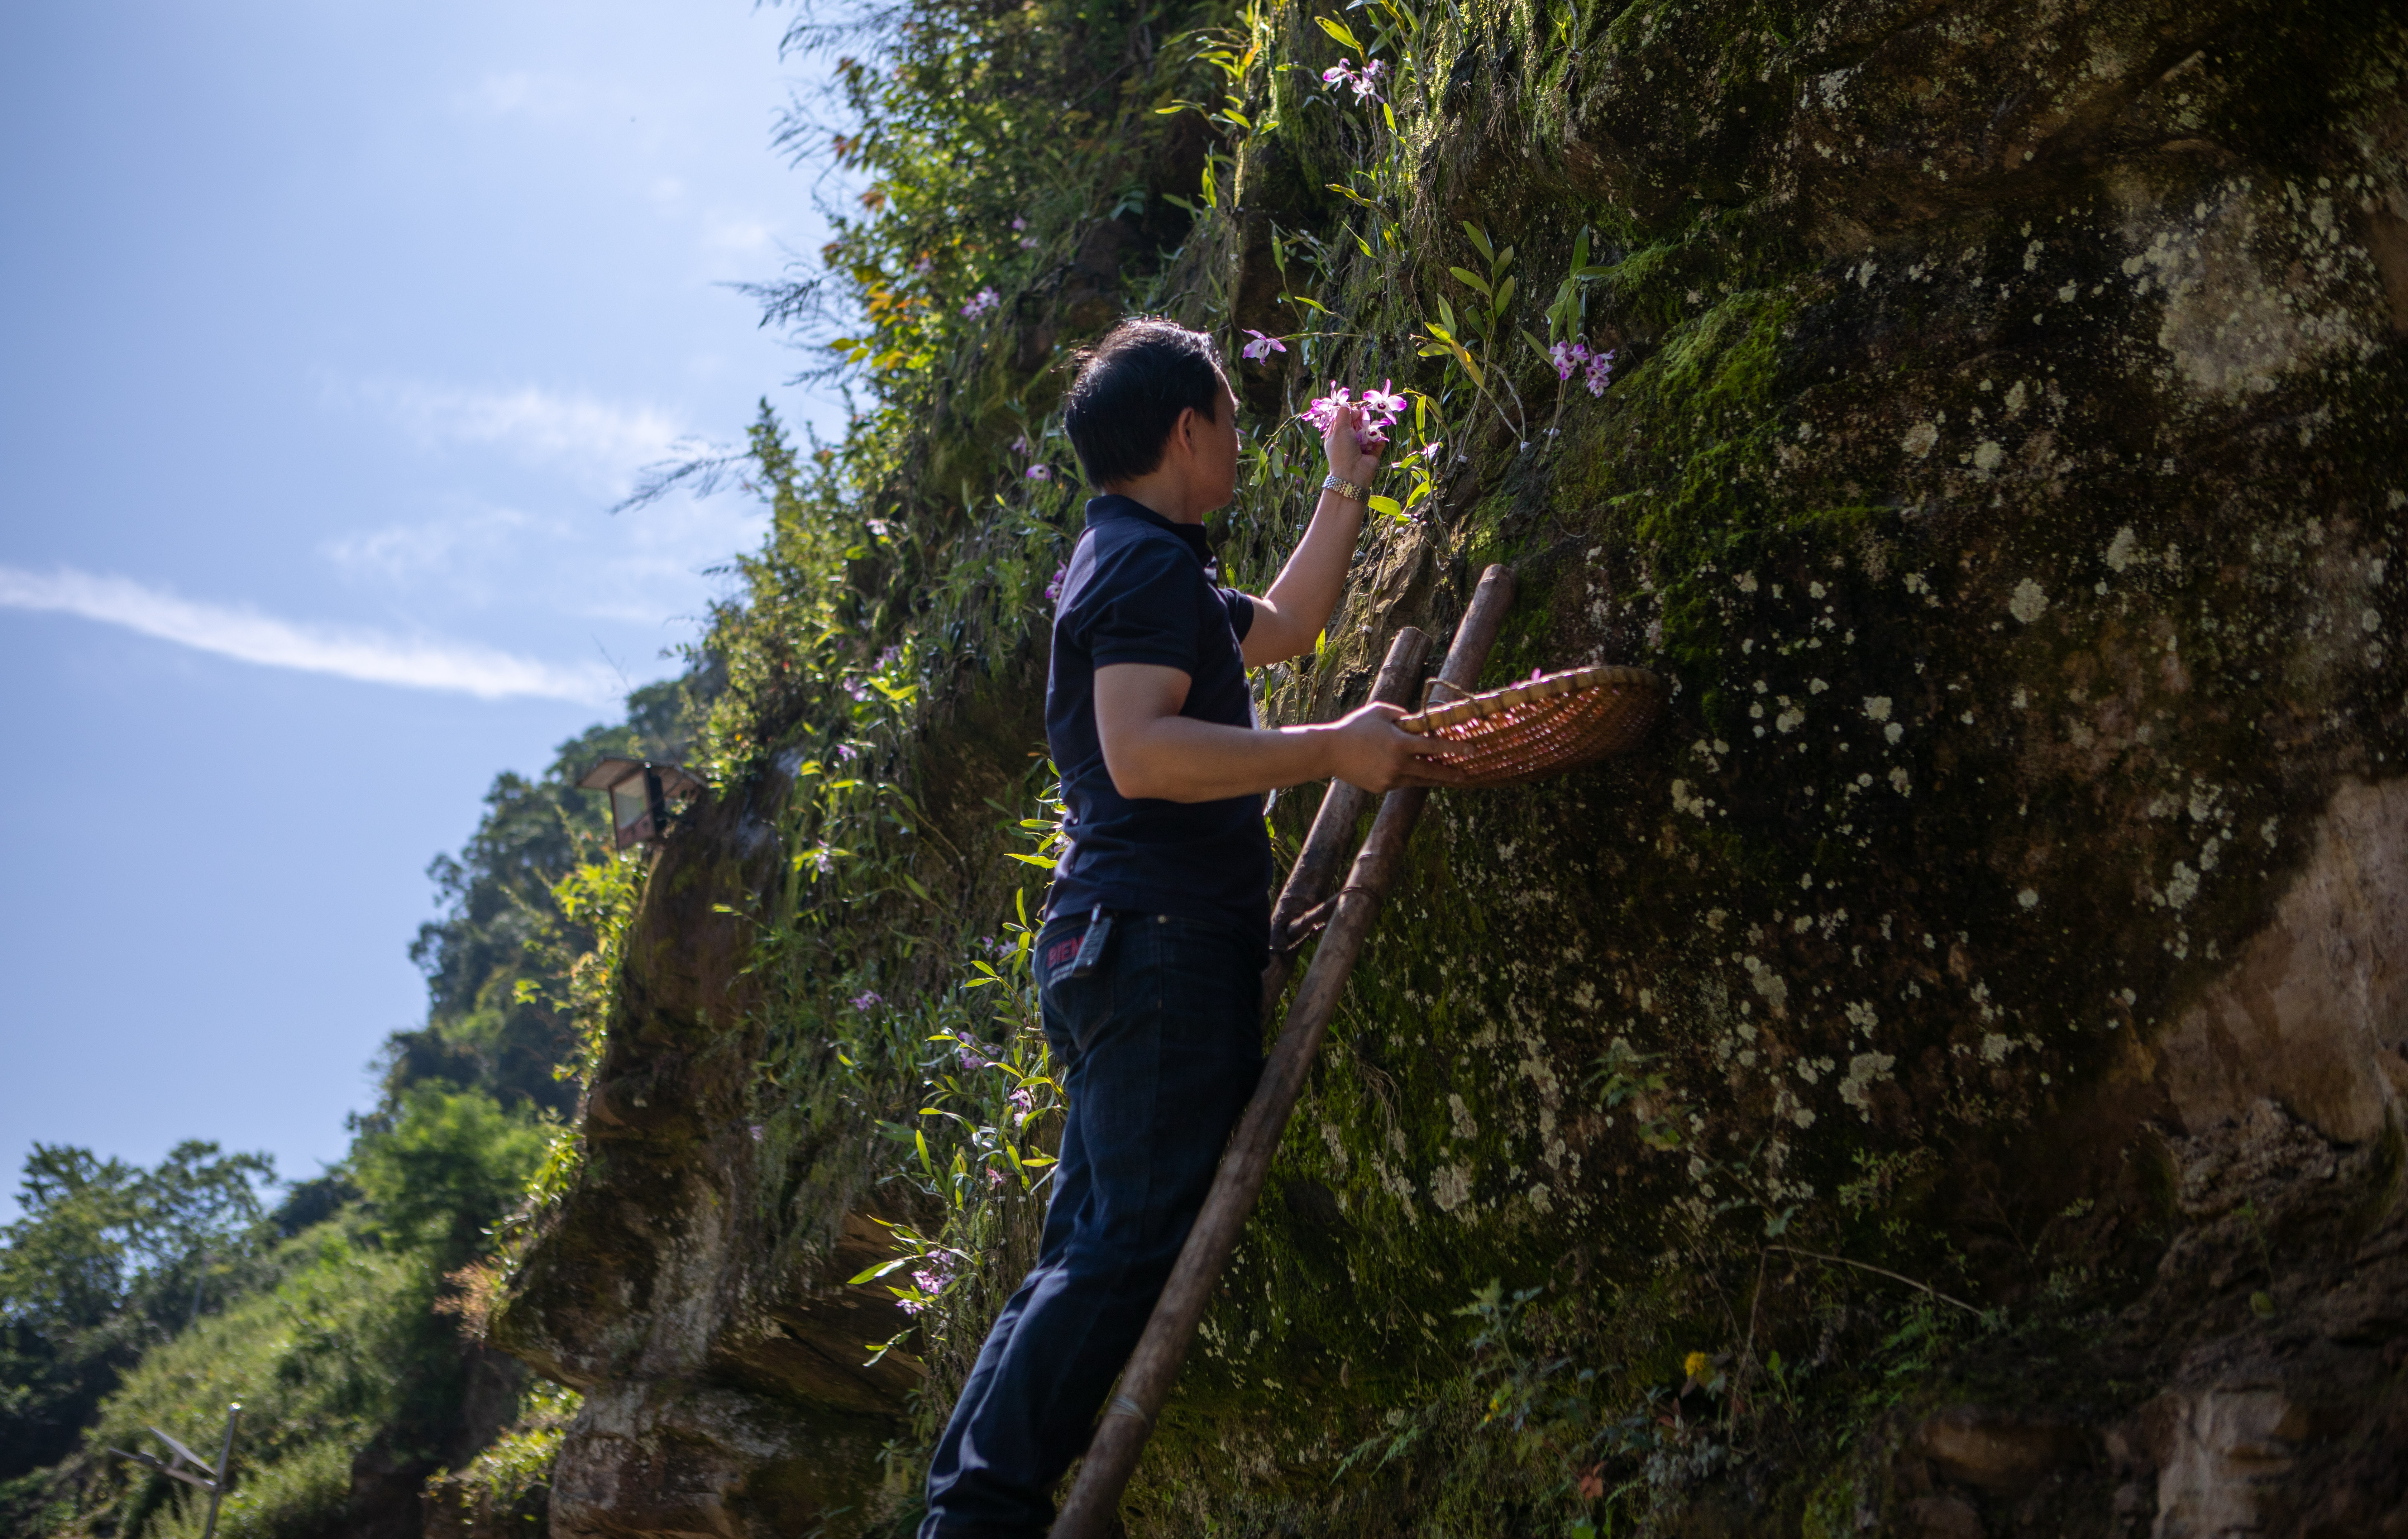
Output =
[{"x1": 1397, "y1": 663, "x2": 1666, "y2": 736}]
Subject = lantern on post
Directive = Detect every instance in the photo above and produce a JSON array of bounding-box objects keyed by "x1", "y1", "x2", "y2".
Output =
[{"x1": 576, "y1": 757, "x2": 703, "y2": 849}]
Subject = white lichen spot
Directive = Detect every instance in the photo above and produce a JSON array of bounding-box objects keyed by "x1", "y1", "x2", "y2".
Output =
[
  {"x1": 2164, "y1": 860, "x2": 2201, "y2": 911},
  {"x1": 1863, "y1": 696, "x2": 1893, "y2": 722},
  {"x1": 1432, "y1": 1163, "x2": 1472, "y2": 1215},
  {"x1": 1972, "y1": 440, "x2": 2006, "y2": 472},
  {"x1": 1321, "y1": 1121, "x2": 1350, "y2": 1171},
  {"x1": 1980, "y1": 1033, "x2": 2013, "y2": 1064},
  {"x1": 1776, "y1": 706, "x2": 1806, "y2": 733},
  {"x1": 1809, "y1": 678, "x2": 1829, "y2": 694},
  {"x1": 2104, "y1": 525, "x2": 2139, "y2": 573},
  {"x1": 1889, "y1": 766, "x2": 1913, "y2": 795},
  {"x1": 1839, "y1": 1051, "x2": 1896, "y2": 1116},
  {"x1": 2017, "y1": 887, "x2": 2039, "y2": 909},
  {"x1": 1740, "y1": 955, "x2": 1790, "y2": 1013},
  {"x1": 1884, "y1": 722, "x2": 1905, "y2": 745},
  {"x1": 1671, "y1": 779, "x2": 1711, "y2": 818},
  {"x1": 2008, "y1": 578, "x2": 2050, "y2": 623},
  {"x1": 1447, "y1": 1093, "x2": 1479, "y2": 1142},
  {"x1": 1844, "y1": 1000, "x2": 1878, "y2": 1032},
  {"x1": 1527, "y1": 1183, "x2": 1554, "y2": 1215},
  {"x1": 1735, "y1": 571, "x2": 1760, "y2": 593},
  {"x1": 1901, "y1": 421, "x2": 1940, "y2": 457}
]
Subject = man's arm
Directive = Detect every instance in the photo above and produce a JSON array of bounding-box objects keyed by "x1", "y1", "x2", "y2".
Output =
[
  {"x1": 1094, "y1": 662, "x2": 1459, "y2": 802},
  {"x1": 1240, "y1": 401, "x2": 1385, "y2": 666}
]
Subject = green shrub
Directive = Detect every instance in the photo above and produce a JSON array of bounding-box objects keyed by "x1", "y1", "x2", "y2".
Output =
[
  {"x1": 88, "y1": 1222, "x2": 418, "y2": 1538},
  {"x1": 146, "y1": 1437, "x2": 352, "y2": 1539}
]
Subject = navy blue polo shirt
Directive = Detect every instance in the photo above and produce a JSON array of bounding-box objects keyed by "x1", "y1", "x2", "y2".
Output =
[{"x1": 1045, "y1": 494, "x2": 1271, "y2": 945}]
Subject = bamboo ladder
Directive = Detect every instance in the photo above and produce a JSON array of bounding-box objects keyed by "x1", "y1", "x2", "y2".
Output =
[{"x1": 1048, "y1": 563, "x2": 1519, "y2": 1539}]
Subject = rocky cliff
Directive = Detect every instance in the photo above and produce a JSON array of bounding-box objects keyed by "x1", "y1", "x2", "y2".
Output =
[{"x1": 492, "y1": 0, "x2": 2408, "y2": 1532}]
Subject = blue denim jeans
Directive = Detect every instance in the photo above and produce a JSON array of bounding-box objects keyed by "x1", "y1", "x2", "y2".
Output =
[{"x1": 919, "y1": 912, "x2": 1265, "y2": 1538}]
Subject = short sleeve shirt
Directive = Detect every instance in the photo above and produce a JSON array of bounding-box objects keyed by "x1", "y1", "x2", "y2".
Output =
[{"x1": 1044, "y1": 494, "x2": 1271, "y2": 945}]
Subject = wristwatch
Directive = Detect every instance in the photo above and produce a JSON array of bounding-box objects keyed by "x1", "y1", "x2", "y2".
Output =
[{"x1": 1321, "y1": 472, "x2": 1372, "y2": 503}]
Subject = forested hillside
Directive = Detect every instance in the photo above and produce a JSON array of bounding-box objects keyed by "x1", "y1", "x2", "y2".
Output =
[
  {"x1": 11, "y1": 0, "x2": 2407, "y2": 1534},
  {"x1": 1, "y1": 680, "x2": 709, "y2": 1537}
]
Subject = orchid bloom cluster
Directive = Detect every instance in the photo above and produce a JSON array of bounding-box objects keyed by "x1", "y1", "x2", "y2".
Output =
[
  {"x1": 1321, "y1": 56, "x2": 1385, "y2": 103},
  {"x1": 1240, "y1": 328, "x2": 1286, "y2": 363},
  {"x1": 849, "y1": 990, "x2": 883, "y2": 1011},
  {"x1": 1011, "y1": 215, "x2": 1038, "y2": 250},
  {"x1": 1044, "y1": 562, "x2": 1068, "y2": 605},
  {"x1": 1550, "y1": 339, "x2": 1619, "y2": 397},
  {"x1": 1305, "y1": 380, "x2": 1406, "y2": 448},
  {"x1": 899, "y1": 1254, "x2": 956, "y2": 1314},
  {"x1": 1009, "y1": 429, "x2": 1053, "y2": 482},
  {"x1": 961, "y1": 287, "x2": 1000, "y2": 319}
]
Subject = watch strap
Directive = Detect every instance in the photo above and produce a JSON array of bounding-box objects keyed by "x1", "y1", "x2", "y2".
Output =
[{"x1": 1320, "y1": 472, "x2": 1372, "y2": 503}]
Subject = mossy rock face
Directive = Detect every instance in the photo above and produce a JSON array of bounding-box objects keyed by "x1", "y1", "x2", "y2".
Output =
[
  {"x1": 490, "y1": 775, "x2": 927, "y2": 1537},
  {"x1": 497, "y1": 0, "x2": 2408, "y2": 1532},
  {"x1": 1150, "y1": 0, "x2": 2408, "y2": 1528}
]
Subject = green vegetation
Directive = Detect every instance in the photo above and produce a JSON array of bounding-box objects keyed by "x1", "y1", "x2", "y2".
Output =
[
  {"x1": 0, "y1": 1143, "x2": 276, "y2": 1490},
  {"x1": 501, "y1": 0, "x2": 2408, "y2": 1530},
  {"x1": 0, "y1": 682, "x2": 714, "y2": 1536},
  {"x1": 14, "y1": 0, "x2": 2403, "y2": 1531}
]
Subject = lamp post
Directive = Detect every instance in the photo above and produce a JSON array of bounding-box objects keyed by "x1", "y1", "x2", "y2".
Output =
[
  {"x1": 109, "y1": 1403, "x2": 239, "y2": 1539},
  {"x1": 575, "y1": 757, "x2": 702, "y2": 849}
]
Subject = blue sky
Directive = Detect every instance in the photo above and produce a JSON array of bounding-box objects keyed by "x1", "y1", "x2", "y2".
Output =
[{"x1": 0, "y1": 1, "x2": 849, "y2": 1217}]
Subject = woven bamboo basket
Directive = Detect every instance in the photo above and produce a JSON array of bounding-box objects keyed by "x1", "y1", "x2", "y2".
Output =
[{"x1": 1397, "y1": 664, "x2": 1666, "y2": 788}]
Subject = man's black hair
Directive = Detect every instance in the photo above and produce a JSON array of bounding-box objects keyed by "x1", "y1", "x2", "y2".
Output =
[{"x1": 1062, "y1": 317, "x2": 1227, "y2": 487}]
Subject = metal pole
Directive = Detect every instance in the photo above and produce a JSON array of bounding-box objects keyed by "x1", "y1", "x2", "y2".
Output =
[
  {"x1": 1049, "y1": 565, "x2": 1516, "y2": 1539},
  {"x1": 200, "y1": 1403, "x2": 239, "y2": 1539}
]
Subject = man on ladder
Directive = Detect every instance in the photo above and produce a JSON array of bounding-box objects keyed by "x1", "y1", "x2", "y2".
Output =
[{"x1": 918, "y1": 317, "x2": 1457, "y2": 1538}]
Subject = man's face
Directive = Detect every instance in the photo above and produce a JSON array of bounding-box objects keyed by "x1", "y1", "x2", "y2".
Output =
[{"x1": 1197, "y1": 381, "x2": 1242, "y2": 510}]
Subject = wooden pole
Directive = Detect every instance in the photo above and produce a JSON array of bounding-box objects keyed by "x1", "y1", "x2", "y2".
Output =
[
  {"x1": 200, "y1": 1404, "x2": 239, "y2": 1539},
  {"x1": 1260, "y1": 625, "x2": 1433, "y2": 1016},
  {"x1": 1049, "y1": 565, "x2": 1516, "y2": 1539}
]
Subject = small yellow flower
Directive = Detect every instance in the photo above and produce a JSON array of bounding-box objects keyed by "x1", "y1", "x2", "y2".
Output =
[{"x1": 1683, "y1": 1351, "x2": 1710, "y2": 1381}]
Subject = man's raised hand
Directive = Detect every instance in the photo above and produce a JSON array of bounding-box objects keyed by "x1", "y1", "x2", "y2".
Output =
[
  {"x1": 1322, "y1": 701, "x2": 1465, "y2": 792},
  {"x1": 1322, "y1": 399, "x2": 1387, "y2": 488}
]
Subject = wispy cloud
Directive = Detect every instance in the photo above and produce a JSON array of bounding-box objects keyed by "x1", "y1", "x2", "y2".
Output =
[
  {"x1": 320, "y1": 504, "x2": 548, "y2": 591},
  {"x1": 345, "y1": 380, "x2": 689, "y2": 492},
  {"x1": 0, "y1": 565, "x2": 620, "y2": 703}
]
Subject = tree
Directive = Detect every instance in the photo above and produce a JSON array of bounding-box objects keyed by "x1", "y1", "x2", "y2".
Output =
[
  {"x1": 351, "y1": 1086, "x2": 546, "y2": 1268},
  {"x1": 0, "y1": 1141, "x2": 273, "y2": 1479}
]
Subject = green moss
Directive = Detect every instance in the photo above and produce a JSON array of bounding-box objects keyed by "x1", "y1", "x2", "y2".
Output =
[{"x1": 506, "y1": 0, "x2": 2408, "y2": 1533}]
